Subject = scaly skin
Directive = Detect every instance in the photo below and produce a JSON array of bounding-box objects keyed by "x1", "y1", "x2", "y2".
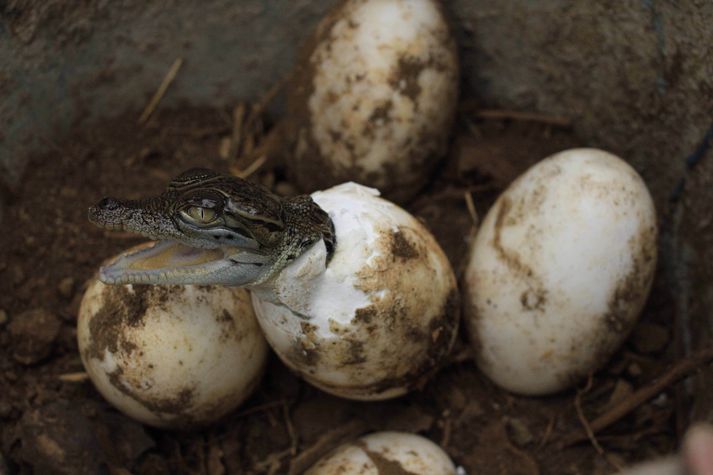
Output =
[{"x1": 88, "y1": 168, "x2": 335, "y2": 286}]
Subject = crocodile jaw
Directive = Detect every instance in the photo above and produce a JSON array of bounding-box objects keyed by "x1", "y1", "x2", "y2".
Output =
[{"x1": 99, "y1": 241, "x2": 272, "y2": 286}]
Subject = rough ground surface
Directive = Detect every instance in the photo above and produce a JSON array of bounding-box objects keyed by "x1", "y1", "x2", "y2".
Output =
[{"x1": 0, "y1": 107, "x2": 678, "y2": 474}]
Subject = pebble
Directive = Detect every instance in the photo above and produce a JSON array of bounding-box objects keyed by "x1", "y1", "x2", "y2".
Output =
[
  {"x1": 14, "y1": 400, "x2": 155, "y2": 475},
  {"x1": 12, "y1": 265, "x2": 26, "y2": 285},
  {"x1": 446, "y1": 386, "x2": 467, "y2": 412},
  {"x1": 57, "y1": 277, "x2": 75, "y2": 300},
  {"x1": 504, "y1": 417, "x2": 534, "y2": 446},
  {"x1": 630, "y1": 322, "x2": 669, "y2": 354},
  {"x1": 8, "y1": 308, "x2": 62, "y2": 365},
  {"x1": 0, "y1": 400, "x2": 12, "y2": 418},
  {"x1": 59, "y1": 186, "x2": 78, "y2": 198},
  {"x1": 628, "y1": 362, "x2": 643, "y2": 377}
]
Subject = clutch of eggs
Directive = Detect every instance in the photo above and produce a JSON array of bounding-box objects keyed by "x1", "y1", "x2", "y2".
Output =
[
  {"x1": 77, "y1": 248, "x2": 269, "y2": 428},
  {"x1": 251, "y1": 182, "x2": 459, "y2": 400},
  {"x1": 285, "y1": 0, "x2": 459, "y2": 202},
  {"x1": 464, "y1": 148, "x2": 657, "y2": 395}
]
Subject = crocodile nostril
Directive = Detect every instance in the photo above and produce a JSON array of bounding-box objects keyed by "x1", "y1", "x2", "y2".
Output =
[{"x1": 98, "y1": 197, "x2": 120, "y2": 210}]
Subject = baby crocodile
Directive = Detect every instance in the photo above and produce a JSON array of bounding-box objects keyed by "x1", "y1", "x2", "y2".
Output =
[{"x1": 88, "y1": 168, "x2": 335, "y2": 286}]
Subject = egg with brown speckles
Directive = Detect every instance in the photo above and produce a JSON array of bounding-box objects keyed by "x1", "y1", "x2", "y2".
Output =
[
  {"x1": 250, "y1": 182, "x2": 459, "y2": 400},
  {"x1": 305, "y1": 431, "x2": 457, "y2": 474},
  {"x1": 463, "y1": 148, "x2": 657, "y2": 395},
  {"x1": 285, "y1": 0, "x2": 459, "y2": 202},
  {"x1": 77, "y1": 252, "x2": 268, "y2": 428}
]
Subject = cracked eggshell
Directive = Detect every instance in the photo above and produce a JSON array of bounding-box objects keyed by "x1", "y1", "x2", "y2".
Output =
[
  {"x1": 251, "y1": 182, "x2": 459, "y2": 400},
  {"x1": 77, "y1": 261, "x2": 268, "y2": 428},
  {"x1": 464, "y1": 148, "x2": 657, "y2": 395},
  {"x1": 306, "y1": 431, "x2": 456, "y2": 475},
  {"x1": 286, "y1": 0, "x2": 459, "y2": 202}
]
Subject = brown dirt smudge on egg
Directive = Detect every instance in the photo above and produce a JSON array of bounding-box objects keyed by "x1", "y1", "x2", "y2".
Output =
[
  {"x1": 357, "y1": 440, "x2": 420, "y2": 475},
  {"x1": 354, "y1": 305, "x2": 377, "y2": 325},
  {"x1": 85, "y1": 285, "x2": 188, "y2": 362},
  {"x1": 390, "y1": 227, "x2": 420, "y2": 259},
  {"x1": 312, "y1": 288, "x2": 459, "y2": 398},
  {"x1": 603, "y1": 228, "x2": 657, "y2": 335},
  {"x1": 389, "y1": 57, "x2": 424, "y2": 103},
  {"x1": 216, "y1": 309, "x2": 240, "y2": 344},
  {"x1": 287, "y1": 321, "x2": 321, "y2": 367},
  {"x1": 215, "y1": 289, "x2": 256, "y2": 345},
  {"x1": 85, "y1": 284, "x2": 151, "y2": 361},
  {"x1": 341, "y1": 340, "x2": 367, "y2": 366},
  {"x1": 559, "y1": 222, "x2": 658, "y2": 390},
  {"x1": 493, "y1": 196, "x2": 548, "y2": 314},
  {"x1": 107, "y1": 368, "x2": 196, "y2": 425},
  {"x1": 367, "y1": 100, "x2": 393, "y2": 125}
]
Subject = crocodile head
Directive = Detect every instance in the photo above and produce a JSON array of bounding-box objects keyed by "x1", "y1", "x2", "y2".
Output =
[{"x1": 88, "y1": 168, "x2": 335, "y2": 286}]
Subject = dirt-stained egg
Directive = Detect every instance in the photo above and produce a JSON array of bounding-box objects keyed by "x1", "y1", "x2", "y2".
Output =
[
  {"x1": 305, "y1": 431, "x2": 457, "y2": 475},
  {"x1": 77, "y1": 252, "x2": 268, "y2": 428},
  {"x1": 285, "y1": 0, "x2": 459, "y2": 202},
  {"x1": 464, "y1": 148, "x2": 657, "y2": 395},
  {"x1": 250, "y1": 182, "x2": 459, "y2": 400}
]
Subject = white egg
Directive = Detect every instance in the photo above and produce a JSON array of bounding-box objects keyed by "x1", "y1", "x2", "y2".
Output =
[
  {"x1": 77, "y1": 262, "x2": 268, "y2": 428},
  {"x1": 286, "y1": 0, "x2": 459, "y2": 201},
  {"x1": 250, "y1": 182, "x2": 459, "y2": 400},
  {"x1": 463, "y1": 148, "x2": 657, "y2": 395},
  {"x1": 306, "y1": 431, "x2": 457, "y2": 475}
]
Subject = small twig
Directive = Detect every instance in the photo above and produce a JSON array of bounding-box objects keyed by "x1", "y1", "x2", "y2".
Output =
[
  {"x1": 252, "y1": 74, "x2": 289, "y2": 118},
  {"x1": 499, "y1": 420, "x2": 540, "y2": 475},
  {"x1": 232, "y1": 155, "x2": 267, "y2": 179},
  {"x1": 228, "y1": 103, "x2": 247, "y2": 161},
  {"x1": 574, "y1": 376, "x2": 623, "y2": 472},
  {"x1": 537, "y1": 415, "x2": 557, "y2": 449},
  {"x1": 234, "y1": 400, "x2": 285, "y2": 419},
  {"x1": 253, "y1": 448, "x2": 292, "y2": 475},
  {"x1": 574, "y1": 375, "x2": 604, "y2": 455},
  {"x1": 446, "y1": 345, "x2": 474, "y2": 365},
  {"x1": 440, "y1": 410, "x2": 453, "y2": 448},
  {"x1": 464, "y1": 191, "x2": 479, "y2": 227},
  {"x1": 464, "y1": 119, "x2": 483, "y2": 139},
  {"x1": 474, "y1": 109, "x2": 572, "y2": 128},
  {"x1": 596, "y1": 424, "x2": 670, "y2": 448},
  {"x1": 282, "y1": 401, "x2": 299, "y2": 456},
  {"x1": 559, "y1": 346, "x2": 713, "y2": 448},
  {"x1": 138, "y1": 58, "x2": 184, "y2": 125},
  {"x1": 58, "y1": 372, "x2": 89, "y2": 383},
  {"x1": 288, "y1": 419, "x2": 368, "y2": 475}
]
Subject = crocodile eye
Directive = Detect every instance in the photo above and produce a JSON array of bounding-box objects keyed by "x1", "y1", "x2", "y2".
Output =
[{"x1": 181, "y1": 206, "x2": 218, "y2": 224}]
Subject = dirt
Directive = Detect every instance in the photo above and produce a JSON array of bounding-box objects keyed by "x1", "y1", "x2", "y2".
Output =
[{"x1": 0, "y1": 106, "x2": 679, "y2": 474}]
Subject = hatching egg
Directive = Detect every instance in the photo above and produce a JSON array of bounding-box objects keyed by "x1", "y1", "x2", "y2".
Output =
[
  {"x1": 306, "y1": 431, "x2": 457, "y2": 474},
  {"x1": 250, "y1": 182, "x2": 459, "y2": 400},
  {"x1": 77, "y1": 254, "x2": 268, "y2": 428},
  {"x1": 285, "y1": 0, "x2": 459, "y2": 201},
  {"x1": 464, "y1": 148, "x2": 657, "y2": 395}
]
